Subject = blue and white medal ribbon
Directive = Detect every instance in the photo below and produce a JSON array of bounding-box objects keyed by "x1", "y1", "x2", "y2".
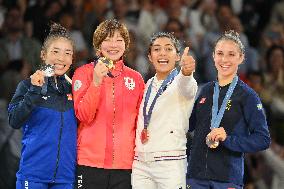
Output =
[
  {"x1": 206, "y1": 76, "x2": 238, "y2": 148},
  {"x1": 141, "y1": 69, "x2": 178, "y2": 144}
]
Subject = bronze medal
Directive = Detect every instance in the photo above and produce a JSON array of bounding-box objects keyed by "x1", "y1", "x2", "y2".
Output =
[
  {"x1": 206, "y1": 133, "x2": 219, "y2": 148},
  {"x1": 141, "y1": 129, "x2": 149, "y2": 144}
]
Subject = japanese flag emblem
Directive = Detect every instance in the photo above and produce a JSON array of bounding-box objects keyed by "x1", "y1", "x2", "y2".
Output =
[{"x1": 124, "y1": 77, "x2": 135, "y2": 90}]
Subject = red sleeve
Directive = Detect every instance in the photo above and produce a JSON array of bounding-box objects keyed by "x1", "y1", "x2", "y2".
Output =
[
  {"x1": 135, "y1": 74, "x2": 145, "y2": 129},
  {"x1": 72, "y1": 64, "x2": 101, "y2": 124},
  {"x1": 137, "y1": 75, "x2": 145, "y2": 111}
]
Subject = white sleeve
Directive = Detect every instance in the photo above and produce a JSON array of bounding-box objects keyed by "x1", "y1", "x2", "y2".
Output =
[{"x1": 176, "y1": 72, "x2": 198, "y2": 100}]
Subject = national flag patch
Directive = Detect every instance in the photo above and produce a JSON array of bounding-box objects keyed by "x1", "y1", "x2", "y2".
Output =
[
  {"x1": 124, "y1": 77, "x2": 135, "y2": 90},
  {"x1": 67, "y1": 94, "x2": 73, "y2": 100},
  {"x1": 199, "y1": 97, "x2": 206, "y2": 104}
]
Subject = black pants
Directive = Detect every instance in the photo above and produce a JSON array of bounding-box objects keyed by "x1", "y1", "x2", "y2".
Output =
[{"x1": 76, "y1": 165, "x2": 131, "y2": 189}]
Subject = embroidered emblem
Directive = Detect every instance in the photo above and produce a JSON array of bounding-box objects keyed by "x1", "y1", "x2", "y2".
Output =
[
  {"x1": 226, "y1": 100, "x2": 232, "y2": 110},
  {"x1": 124, "y1": 77, "x2": 135, "y2": 90},
  {"x1": 42, "y1": 96, "x2": 50, "y2": 100},
  {"x1": 257, "y1": 103, "x2": 263, "y2": 110},
  {"x1": 199, "y1": 97, "x2": 206, "y2": 104},
  {"x1": 67, "y1": 94, "x2": 73, "y2": 100},
  {"x1": 74, "y1": 80, "x2": 82, "y2": 91}
]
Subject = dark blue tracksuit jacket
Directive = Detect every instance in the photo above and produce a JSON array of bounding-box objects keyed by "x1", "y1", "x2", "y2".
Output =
[
  {"x1": 8, "y1": 76, "x2": 77, "y2": 184},
  {"x1": 187, "y1": 79, "x2": 270, "y2": 186}
]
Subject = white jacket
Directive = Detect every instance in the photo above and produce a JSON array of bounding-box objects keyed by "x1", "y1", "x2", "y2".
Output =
[{"x1": 134, "y1": 72, "x2": 197, "y2": 161}]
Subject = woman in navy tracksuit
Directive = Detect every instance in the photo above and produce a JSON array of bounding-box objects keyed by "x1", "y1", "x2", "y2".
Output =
[
  {"x1": 187, "y1": 30, "x2": 271, "y2": 189},
  {"x1": 8, "y1": 23, "x2": 77, "y2": 189}
]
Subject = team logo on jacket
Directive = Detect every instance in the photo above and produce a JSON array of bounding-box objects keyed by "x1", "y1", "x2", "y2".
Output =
[
  {"x1": 124, "y1": 77, "x2": 135, "y2": 90},
  {"x1": 74, "y1": 80, "x2": 82, "y2": 91},
  {"x1": 199, "y1": 97, "x2": 206, "y2": 104},
  {"x1": 42, "y1": 95, "x2": 50, "y2": 100},
  {"x1": 257, "y1": 103, "x2": 263, "y2": 110}
]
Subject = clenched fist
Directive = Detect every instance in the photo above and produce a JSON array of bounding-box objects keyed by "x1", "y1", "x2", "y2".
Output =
[
  {"x1": 93, "y1": 60, "x2": 109, "y2": 86},
  {"x1": 30, "y1": 70, "x2": 45, "y2": 87},
  {"x1": 207, "y1": 127, "x2": 227, "y2": 142}
]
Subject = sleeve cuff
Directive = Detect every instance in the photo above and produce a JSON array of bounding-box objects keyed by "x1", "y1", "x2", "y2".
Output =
[
  {"x1": 179, "y1": 71, "x2": 194, "y2": 82},
  {"x1": 222, "y1": 135, "x2": 231, "y2": 147}
]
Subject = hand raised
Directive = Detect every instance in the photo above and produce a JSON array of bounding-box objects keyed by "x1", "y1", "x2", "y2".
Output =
[{"x1": 180, "y1": 47, "x2": 196, "y2": 76}]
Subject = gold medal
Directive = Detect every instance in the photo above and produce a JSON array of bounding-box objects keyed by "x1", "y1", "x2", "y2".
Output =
[
  {"x1": 141, "y1": 129, "x2": 149, "y2": 144},
  {"x1": 98, "y1": 57, "x2": 114, "y2": 69},
  {"x1": 206, "y1": 133, "x2": 219, "y2": 148}
]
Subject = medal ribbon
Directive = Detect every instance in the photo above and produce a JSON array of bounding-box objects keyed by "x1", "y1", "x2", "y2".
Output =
[
  {"x1": 211, "y1": 76, "x2": 238, "y2": 129},
  {"x1": 143, "y1": 69, "x2": 178, "y2": 129}
]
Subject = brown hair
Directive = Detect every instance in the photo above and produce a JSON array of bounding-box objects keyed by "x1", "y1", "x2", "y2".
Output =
[
  {"x1": 93, "y1": 19, "x2": 130, "y2": 54},
  {"x1": 214, "y1": 30, "x2": 245, "y2": 54}
]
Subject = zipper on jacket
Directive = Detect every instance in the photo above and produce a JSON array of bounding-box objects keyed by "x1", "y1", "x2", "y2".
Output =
[
  {"x1": 53, "y1": 112, "x2": 64, "y2": 182},
  {"x1": 112, "y1": 81, "x2": 116, "y2": 167},
  {"x1": 204, "y1": 148, "x2": 209, "y2": 178}
]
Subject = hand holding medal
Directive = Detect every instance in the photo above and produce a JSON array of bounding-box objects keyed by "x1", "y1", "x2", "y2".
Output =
[
  {"x1": 206, "y1": 133, "x2": 219, "y2": 148},
  {"x1": 30, "y1": 64, "x2": 55, "y2": 87},
  {"x1": 93, "y1": 56, "x2": 115, "y2": 86},
  {"x1": 98, "y1": 57, "x2": 115, "y2": 70},
  {"x1": 40, "y1": 64, "x2": 55, "y2": 95},
  {"x1": 41, "y1": 64, "x2": 55, "y2": 77},
  {"x1": 206, "y1": 127, "x2": 227, "y2": 148}
]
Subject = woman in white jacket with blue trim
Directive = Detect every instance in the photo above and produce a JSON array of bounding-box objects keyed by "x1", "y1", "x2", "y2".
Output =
[{"x1": 131, "y1": 32, "x2": 198, "y2": 189}]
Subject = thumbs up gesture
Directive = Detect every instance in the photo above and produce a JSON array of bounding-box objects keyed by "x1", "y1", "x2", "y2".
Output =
[{"x1": 180, "y1": 47, "x2": 196, "y2": 76}]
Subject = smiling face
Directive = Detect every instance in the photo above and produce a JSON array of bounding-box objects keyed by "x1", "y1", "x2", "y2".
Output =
[
  {"x1": 213, "y1": 39, "x2": 244, "y2": 83},
  {"x1": 99, "y1": 30, "x2": 126, "y2": 61},
  {"x1": 41, "y1": 37, "x2": 73, "y2": 76},
  {"x1": 93, "y1": 19, "x2": 130, "y2": 61},
  {"x1": 148, "y1": 37, "x2": 180, "y2": 80}
]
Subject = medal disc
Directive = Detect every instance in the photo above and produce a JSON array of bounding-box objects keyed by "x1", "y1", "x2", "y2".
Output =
[
  {"x1": 206, "y1": 134, "x2": 219, "y2": 148},
  {"x1": 41, "y1": 64, "x2": 55, "y2": 77},
  {"x1": 98, "y1": 57, "x2": 114, "y2": 69},
  {"x1": 141, "y1": 129, "x2": 149, "y2": 144}
]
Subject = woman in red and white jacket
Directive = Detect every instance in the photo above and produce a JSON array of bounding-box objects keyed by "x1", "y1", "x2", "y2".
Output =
[{"x1": 72, "y1": 19, "x2": 145, "y2": 189}]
